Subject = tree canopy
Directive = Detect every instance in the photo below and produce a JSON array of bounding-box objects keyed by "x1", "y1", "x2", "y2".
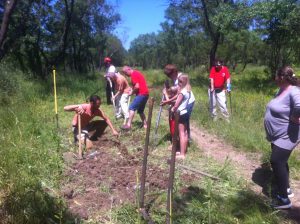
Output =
[{"x1": 1, "y1": 0, "x2": 300, "y2": 76}]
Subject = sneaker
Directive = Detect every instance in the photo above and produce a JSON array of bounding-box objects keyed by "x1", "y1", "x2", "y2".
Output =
[
  {"x1": 115, "y1": 114, "x2": 123, "y2": 120},
  {"x1": 287, "y1": 188, "x2": 294, "y2": 198},
  {"x1": 271, "y1": 195, "x2": 292, "y2": 209}
]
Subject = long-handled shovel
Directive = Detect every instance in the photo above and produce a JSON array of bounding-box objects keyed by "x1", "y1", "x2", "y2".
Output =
[
  {"x1": 108, "y1": 78, "x2": 117, "y2": 116},
  {"x1": 78, "y1": 114, "x2": 83, "y2": 159},
  {"x1": 228, "y1": 91, "x2": 232, "y2": 115},
  {"x1": 154, "y1": 94, "x2": 164, "y2": 138},
  {"x1": 154, "y1": 80, "x2": 169, "y2": 139}
]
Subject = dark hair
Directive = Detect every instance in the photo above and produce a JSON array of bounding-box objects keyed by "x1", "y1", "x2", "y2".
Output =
[
  {"x1": 276, "y1": 66, "x2": 298, "y2": 86},
  {"x1": 214, "y1": 59, "x2": 223, "y2": 66},
  {"x1": 89, "y1": 95, "x2": 101, "y2": 104},
  {"x1": 164, "y1": 64, "x2": 178, "y2": 75}
]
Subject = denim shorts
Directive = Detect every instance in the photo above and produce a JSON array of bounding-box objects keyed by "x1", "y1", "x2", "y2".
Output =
[
  {"x1": 129, "y1": 95, "x2": 149, "y2": 114},
  {"x1": 179, "y1": 113, "x2": 189, "y2": 124}
]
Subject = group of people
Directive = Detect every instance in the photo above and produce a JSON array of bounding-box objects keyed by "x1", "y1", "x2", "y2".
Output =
[
  {"x1": 63, "y1": 58, "x2": 233, "y2": 159},
  {"x1": 64, "y1": 56, "x2": 300, "y2": 210}
]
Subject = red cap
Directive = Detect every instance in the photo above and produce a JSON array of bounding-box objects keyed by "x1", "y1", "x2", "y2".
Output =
[{"x1": 104, "y1": 57, "x2": 111, "y2": 63}]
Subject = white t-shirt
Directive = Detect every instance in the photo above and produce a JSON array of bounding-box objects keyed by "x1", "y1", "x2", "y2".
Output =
[
  {"x1": 174, "y1": 73, "x2": 195, "y2": 105},
  {"x1": 105, "y1": 65, "x2": 116, "y2": 77},
  {"x1": 177, "y1": 88, "x2": 190, "y2": 115}
]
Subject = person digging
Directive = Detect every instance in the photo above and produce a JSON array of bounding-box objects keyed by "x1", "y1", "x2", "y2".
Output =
[
  {"x1": 121, "y1": 66, "x2": 149, "y2": 131},
  {"x1": 64, "y1": 95, "x2": 119, "y2": 149}
]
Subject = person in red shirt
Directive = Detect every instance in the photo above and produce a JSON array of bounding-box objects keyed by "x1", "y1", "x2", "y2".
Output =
[
  {"x1": 209, "y1": 59, "x2": 231, "y2": 121},
  {"x1": 121, "y1": 66, "x2": 149, "y2": 130},
  {"x1": 64, "y1": 95, "x2": 118, "y2": 143}
]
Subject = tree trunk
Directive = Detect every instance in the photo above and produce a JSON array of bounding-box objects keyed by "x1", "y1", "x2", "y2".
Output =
[
  {"x1": 52, "y1": 0, "x2": 74, "y2": 66},
  {"x1": 0, "y1": 0, "x2": 18, "y2": 60},
  {"x1": 209, "y1": 32, "x2": 220, "y2": 68}
]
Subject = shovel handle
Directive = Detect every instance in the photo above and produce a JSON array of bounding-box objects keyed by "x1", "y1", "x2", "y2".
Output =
[{"x1": 78, "y1": 114, "x2": 83, "y2": 159}]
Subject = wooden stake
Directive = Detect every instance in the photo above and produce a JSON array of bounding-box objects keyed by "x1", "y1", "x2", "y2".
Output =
[
  {"x1": 139, "y1": 97, "x2": 154, "y2": 209},
  {"x1": 53, "y1": 67, "x2": 59, "y2": 128},
  {"x1": 166, "y1": 111, "x2": 179, "y2": 224}
]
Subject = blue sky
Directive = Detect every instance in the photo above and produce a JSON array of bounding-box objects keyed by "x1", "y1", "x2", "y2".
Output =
[{"x1": 113, "y1": 0, "x2": 168, "y2": 50}]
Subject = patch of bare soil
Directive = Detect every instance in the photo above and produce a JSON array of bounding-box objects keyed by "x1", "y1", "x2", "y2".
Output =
[
  {"x1": 190, "y1": 123, "x2": 300, "y2": 222},
  {"x1": 61, "y1": 131, "x2": 188, "y2": 221}
]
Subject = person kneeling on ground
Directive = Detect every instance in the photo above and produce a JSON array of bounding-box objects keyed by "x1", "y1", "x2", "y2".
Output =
[{"x1": 64, "y1": 95, "x2": 118, "y2": 143}]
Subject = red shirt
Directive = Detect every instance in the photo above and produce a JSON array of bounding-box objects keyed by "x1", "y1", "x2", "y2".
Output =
[
  {"x1": 72, "y1": 104, "x2": 102, "y2": 128},
  {"x1": 209, "y1": 66, "x2": 230, "y2": 89},
  {"x1": 131, "y1": 70, "x2": 149, "y2": 95}
]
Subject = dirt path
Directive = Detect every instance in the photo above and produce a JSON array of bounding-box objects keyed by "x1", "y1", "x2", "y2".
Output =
[{"x1": 190, "y1": 123, "x2": 300, "y2": 222}]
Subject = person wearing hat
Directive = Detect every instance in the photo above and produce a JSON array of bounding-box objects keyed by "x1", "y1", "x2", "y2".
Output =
[
  {"x1": 104, "y1": 57, "x2": 116, "y2": 105},
  {"x1": 208, "y1": 59, "x2": 231, "y2": 121}
]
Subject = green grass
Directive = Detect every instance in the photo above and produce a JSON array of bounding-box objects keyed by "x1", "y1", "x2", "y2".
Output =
[{"x1": 0, "y1": 64, "x2": 299, "y2": 223}]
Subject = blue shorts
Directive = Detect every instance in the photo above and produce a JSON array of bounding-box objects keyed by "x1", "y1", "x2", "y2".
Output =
[
  {"x1": 129, "y1": 95, "x2": 149, "y2": 114},
  {"x1": 179, "y1": 113, "x2": 189, "y2": 124}
]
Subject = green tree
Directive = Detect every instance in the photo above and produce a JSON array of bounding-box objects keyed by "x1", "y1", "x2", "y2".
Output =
[
  {"x1": 0, "y1": 0, "x2": 121, "y2": 77},
  {"x1": 253, "y1": 0, "x2": 300, "y2": 74}
]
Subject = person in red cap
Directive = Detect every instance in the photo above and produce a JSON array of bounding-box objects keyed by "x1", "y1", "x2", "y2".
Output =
[{"x1": 103, "y1": 57, "x2": 116, "y2": 105}]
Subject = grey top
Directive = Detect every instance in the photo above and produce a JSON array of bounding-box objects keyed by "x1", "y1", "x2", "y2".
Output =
[{"x1": 264, "y1": 86, "x2": 300, "y2": 150}]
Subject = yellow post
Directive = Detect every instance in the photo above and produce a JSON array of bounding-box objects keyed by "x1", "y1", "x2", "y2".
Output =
[{"x1": 53, "y1": 68, "x2": 59, "y2": 128}]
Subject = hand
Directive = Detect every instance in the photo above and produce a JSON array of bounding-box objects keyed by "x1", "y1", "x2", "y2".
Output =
[
  {"x1": 171, "y1": 107, "x2": 175, "y2": 113},
  {"x1": 129, "y1": 89, "x2": 133, "y2": 96},
  {"x1": 160, "y1": 100, "x2": 168, "y2": 106},
  {"x1": 290, "y1": 115, "x2": 300, "y2": 124},
  {"x1": 112, "y1": 130, "x2": 119, "y2": 136},
  {"x1": 75, "y1": 105, "x2": 84, "y2": 114},
  {"x1": 210, "y1": 88, "x2": 215, "y2": 92},
  {"x1": 162, "y1": 88, "x2": 167, "y2": 95},
  {"x1": 111, "y1": 95, "x2": 115, "y2": 101}
]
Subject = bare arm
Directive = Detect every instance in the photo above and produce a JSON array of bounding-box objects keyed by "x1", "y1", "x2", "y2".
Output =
[
  {"x1": 210, "y1": 78, "x2": 214, "y2": 91},
  {"x1": 64, "y1": 104, "x2": 84, "y2": 114},
  {"x1": 131, "y1": 83, "x2": 140, "y2": 95},
  {"x1": 99, "y1": 109, "x2": 119, "y2": 136},
  {"x1": 227, "y1": 78, "x2": 231, "y2": 84},
  {"x1": 171, "y1": 93, "x2": 183, "y2": 112}
]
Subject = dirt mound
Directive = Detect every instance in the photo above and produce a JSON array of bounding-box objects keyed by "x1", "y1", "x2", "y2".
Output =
[{"x1": 61, "y1": 136, "x2": 169, "y2": 220}]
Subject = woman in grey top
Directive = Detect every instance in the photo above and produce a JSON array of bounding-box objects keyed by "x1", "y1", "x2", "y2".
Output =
[{"x1": 264, "y1": 66, "x2": 300, "y2": 209}]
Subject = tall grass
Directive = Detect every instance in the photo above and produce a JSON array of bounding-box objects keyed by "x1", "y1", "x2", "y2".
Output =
[
  {"x1": 0, "y1": 64, "x2": 107, "y2": 223},
  {"x1": 1, "y1": 64, "x2": 298, "y2": 223}
]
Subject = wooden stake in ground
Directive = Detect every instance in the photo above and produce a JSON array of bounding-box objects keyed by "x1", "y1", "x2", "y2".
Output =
[
  {"x1": 52, "y1": 67, "x2": 59, "y2": 128},
  {"x1": 166, "y1": 111, "x2": 179, "y2": 224},
  {"x1": 78, "y1": 114, "x2": 83, "y2": 159},
  {"x1": 139, "y1": 97, "x2": 154, "y2": 209}
]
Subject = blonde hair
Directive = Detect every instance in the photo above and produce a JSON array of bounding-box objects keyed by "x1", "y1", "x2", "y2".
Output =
[{"x1": 178, "y1": 74, "x2": 191, "y2": 92}]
